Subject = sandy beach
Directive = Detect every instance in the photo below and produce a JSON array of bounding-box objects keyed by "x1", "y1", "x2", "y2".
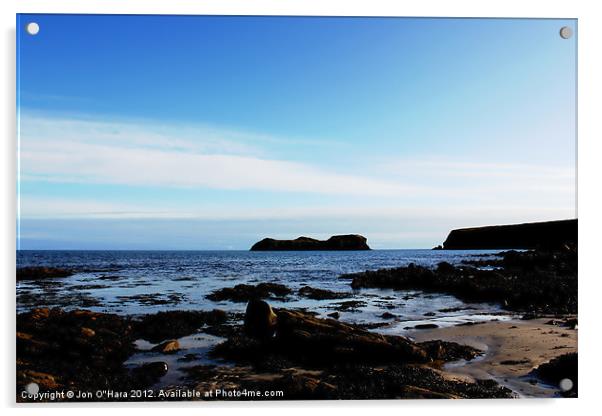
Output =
[{"x1": 410, "y1": 317, "x2": 577, "y2": 397}]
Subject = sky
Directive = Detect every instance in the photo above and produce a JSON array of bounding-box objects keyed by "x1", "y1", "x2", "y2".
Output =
[{"x1": 17, "y1": 15, "x2": 577, "y2": 250}]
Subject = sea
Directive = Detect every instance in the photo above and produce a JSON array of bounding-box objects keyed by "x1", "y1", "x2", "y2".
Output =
[{"x1": 16, "y1": 249, "x2": 513, "y2": 331}]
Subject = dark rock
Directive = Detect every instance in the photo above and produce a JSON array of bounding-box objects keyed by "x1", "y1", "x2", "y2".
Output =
[
  {"x1": 500, "y1": 359, "x2": 530, "y2": 365},
  {"x1": 217, "y1": 305, "x2": 429, "y2": 366},
  {"x1": 17, "y1": 308, "x2": 137, "y2": 398},
  {"x1": 133, "y1": 310, "x2": 227, "y2": 343},
  {"x1": 418, "y1": 340, "x2": 482, "y2": 361},
  {"x1": 298, "y1": 286, "x2": 349, "y2": 300},
  {"x1": 250, "y1": 234, "x2": 370, "y2": 251},
  {"x1": 534, "y1": 353, "x2": 577, "y2": 397},
  {"x1": 209, "y1": 307, "x2": 509, "y2": 400},
  {"x1": 412, "y1": 324, "x2": 439, "y2": 330},
  {"x1": 343, "y1": 247, "x2": 577, "y2": 314},
  {"x1": 244, "y1": 299, "x2": 278, "y2": 339},
  {"x1": 332, "y1": 300, "x2": 367, "y2": 312},
  {"x1": 380, "y1": 312, "x2": 396, "y2": 319},
  {"x1": 17, "y1": 267, "x2": 73, "y2": 281},
  {"x1": 442, "y1": 219, "x2": 577, "y2": 250},
  {"x1": 207, "y1": 283, "x2": 291, "y2": 302},
  {"x1": 327, "y1": 312, "x2": 340, "y2": 319},
  {"x1": 130, "y1": 362, "x2": 168, "y2": 388}
]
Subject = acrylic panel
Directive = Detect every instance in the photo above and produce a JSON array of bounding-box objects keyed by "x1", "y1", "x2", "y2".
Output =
[{"x1": 16, "y1": 14, "x2": 577, "y2": 402}]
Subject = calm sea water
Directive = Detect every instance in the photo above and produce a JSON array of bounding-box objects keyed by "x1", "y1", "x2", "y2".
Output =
[{"x1": 17, "y1": 249, "x2": 512, "y2": 332}]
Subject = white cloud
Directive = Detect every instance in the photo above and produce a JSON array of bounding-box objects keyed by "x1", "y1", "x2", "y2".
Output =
[
  {"x1": 19, "y1": 113, "x2": 415, "y2": 196},
  {"x1": 18, "y1": 113, "x2": 576, "y2": 223}
]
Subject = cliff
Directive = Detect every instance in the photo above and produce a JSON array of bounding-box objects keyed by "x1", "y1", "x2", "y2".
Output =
[
  {"x1": 250, "y1": 234, "x2": 370, "y2": 251},
  {"x1": 442, "y1": 219, "x2": 577, "y2": 250}
]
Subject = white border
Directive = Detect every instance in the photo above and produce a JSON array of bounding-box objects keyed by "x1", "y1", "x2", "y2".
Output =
[{"x1": 2, "y1": 1, "x2": 601, "y2": 415}]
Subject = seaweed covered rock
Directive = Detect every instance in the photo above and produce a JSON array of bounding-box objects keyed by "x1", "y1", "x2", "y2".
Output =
[
  {"x1": 17, "y1": 267, "x2": 73, "y2": 281},
  {"x1": 17, "y1": 308, "x2": 136, "y2": 396},
  {"x1": 342, "y1": 247, "x2": 577, "y2": 314},
  {"x1": 207, "y1": 283, "x2": 291, "y2": 302}
]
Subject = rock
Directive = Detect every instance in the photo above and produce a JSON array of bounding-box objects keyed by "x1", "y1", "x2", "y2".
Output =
[
  {"x1": 17, "y1": 308, "x2": 137, "y2": 399},
  {"x1": 342, "y1": 247, "x2": 577, "y2": 314},
  {"x1": 418, "y1": 340, "x2": 482, "y2": 361},
  {"x1": 274, "y1": 308, "x2": 429, "y2": 364},
  {"x1": 151, "y1": 340, "x2": 180, "y2": 354},
  {"x1": 250, "y1": 234, "x2": 370, "y2": 251},
  {"x1": 207, "y1": 283, "x2": 291, "y2": 303},
  {"x1": 380, "y1": 312, "x2": 396, "y2": 319},
  {"x1": 327, "y1": 312, "x2": 340, "y2": 319},
  {"x1": 534, "y1": 352, "x2": 577, "y2": 396},
  {"x1": 17, "y1": 267, "x2": 73, "y2": 281},
  {"x1": 130, "y1": 362, "x2": 168, "y2": 387},
  {"x1": 332, "y1": 300, "x2": 367, "y2": 312},
  {"x1": 210, "y1": 306, "x2": 508, "y2": 400},
  {"x1": 441, "y1": 219, "x2": 577, "y2": 250},
  {"x1": 412, "y1": 324, "x2": 439, "y2": 330},
  {"x1": 298, "y1": 286, "x2": 348, "y2": 300},
  {"x1": 244, "y1": 299, "x2": 278, "y2": 339},
  {"x1": 132, "y1": 310, "x2": 227, "y2": 343}
]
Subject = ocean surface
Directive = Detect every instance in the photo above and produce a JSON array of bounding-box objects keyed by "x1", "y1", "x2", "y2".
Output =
[{"x1": 17, "y1": 249, "x2": 513, "y2": 333}]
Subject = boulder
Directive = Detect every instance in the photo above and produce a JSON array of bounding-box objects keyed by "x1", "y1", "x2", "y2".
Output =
[{"x1": 244, "y1": 299, "x2": 278, "y2": 339}]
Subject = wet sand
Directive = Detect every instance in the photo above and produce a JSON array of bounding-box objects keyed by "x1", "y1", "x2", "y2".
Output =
[{"x1": 409, "y1": 317, "x2": 577, "y2": 397}]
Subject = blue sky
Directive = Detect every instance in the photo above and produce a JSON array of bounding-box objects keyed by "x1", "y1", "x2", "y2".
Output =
[{"x1": 17, "y1": 15, "x2": 577, "y2": 249}]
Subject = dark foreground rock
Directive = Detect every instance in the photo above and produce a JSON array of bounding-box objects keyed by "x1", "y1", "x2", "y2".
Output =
[
  {"x1": 442, "y1": 219, "x2": 577, "y2": 250},
  {"x1": 17, "y1": 267, "x2": 73, "y2": 281},
  {"x1": 206, "y1": 283, "x2": 292, "y2": 303},
  {"x1": 341, "y1": 246, "x2": 577, "y2": 314},
  {"x1": 17, "y1": 308, "x2": 137, "y2": 398},
  {"x1": 250, "y1": 234, "x2": 370, "y2": 251},
  {"x1": 204, "y1": 303, "x2": 512, "y2": 399},
  {"x1": 534, "y1": 353, "x2": 578, "y2": 397},
  {"x1": 17, "y1": 307, "x2": 231, "y2": 401}
]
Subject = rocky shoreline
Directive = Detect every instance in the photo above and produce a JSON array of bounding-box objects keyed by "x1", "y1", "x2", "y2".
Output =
[
  {"x1": 16, "y1": 246, "x2": 578, "y2": 401},
  {"x1": 341, "y1": 246, "x2": 577, "y2": 314}
]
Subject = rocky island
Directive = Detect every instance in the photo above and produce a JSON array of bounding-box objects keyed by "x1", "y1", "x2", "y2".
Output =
[{"x1": 250, "y1": 234, "x2": 370, "y2": 251}]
